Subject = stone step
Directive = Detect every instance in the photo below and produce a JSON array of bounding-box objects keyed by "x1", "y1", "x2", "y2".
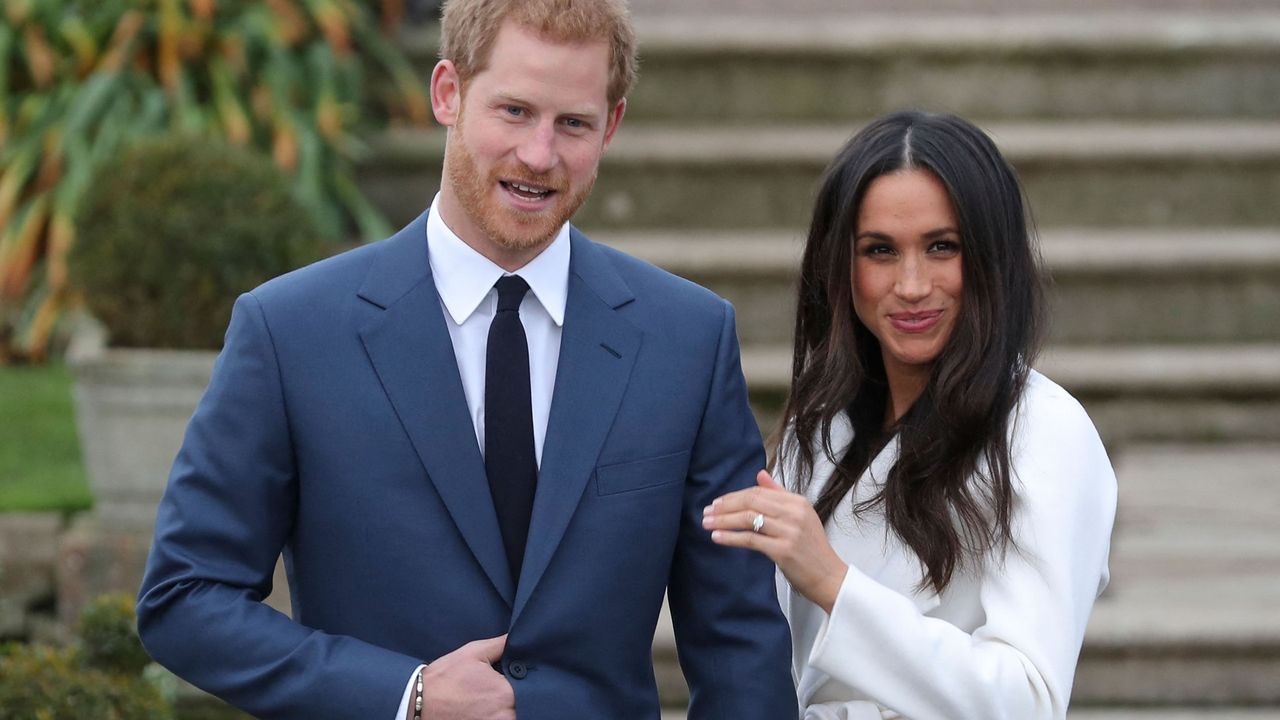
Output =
[
  {"x1": 661, "y1": 709, "x2": 1280, "y2": 719},
  {"x1": 1075, "y1": 443, "x2": 1280, "y2": 705},
  {"x1": 360, "y1": 121, "x2": 1280, "y2": 230},
  {"x1": 403, "y1": 14, "x2": 1280, "y2": 123},
  {"x1": 603, "y1": 228, "x2": 1280, "y2": 346},
  {"x1": 738, "y1": 344, "x2": 1280, "y2": 445}
]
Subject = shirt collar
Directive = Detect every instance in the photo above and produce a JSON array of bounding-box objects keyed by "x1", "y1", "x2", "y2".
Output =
[{"x1": 426, "y1": 194, "x2": 570, "y2": 327}]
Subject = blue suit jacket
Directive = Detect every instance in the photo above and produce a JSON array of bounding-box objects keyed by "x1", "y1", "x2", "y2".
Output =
[{"x1": 137, "y1": 212, "x2": 796, "y2": 719}]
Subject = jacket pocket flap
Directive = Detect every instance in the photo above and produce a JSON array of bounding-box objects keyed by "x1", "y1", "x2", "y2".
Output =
[{"x1": 595, "y1": 450, "x2": 691, "y2": 496}]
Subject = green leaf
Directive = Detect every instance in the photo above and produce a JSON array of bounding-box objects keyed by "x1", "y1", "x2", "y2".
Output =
[
  {"x1": 330, "y1": 163, "x2": 391, "y2": 241},
  {"x1": 60, "y1": 71, "x2": 123, "y2": 135},
  {"x1": 0, "y1": 23, "x2": 15, "y2": 118},
  {"x1": 292, "y1": 123, "x2": 343, "y2": 238}
]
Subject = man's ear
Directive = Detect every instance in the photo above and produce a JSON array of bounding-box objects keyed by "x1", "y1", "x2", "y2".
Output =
[
  {"x1": 431, "y1": 60, "x2": 463, "y2": 127},
  {"x1": 600, "y1": 98, "x2": 627, "y2": 151}
]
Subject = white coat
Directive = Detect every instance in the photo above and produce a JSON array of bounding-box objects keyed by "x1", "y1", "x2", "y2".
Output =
[{"x1": 778, "y1": 371, "x2": 1118, "y2": 720}]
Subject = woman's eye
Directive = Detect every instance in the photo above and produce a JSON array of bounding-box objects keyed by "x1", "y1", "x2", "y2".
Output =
[{"x1": 930, "y1": 240, "x2": 960, "y2": 253}]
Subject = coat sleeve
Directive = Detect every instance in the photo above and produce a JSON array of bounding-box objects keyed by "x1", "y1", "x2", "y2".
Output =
[
  {"x1": 803, "y1": 384, "x2": 1118, "y2": 720},
  {"x1": 136, "y1": 292, "x2": 421, "y2": 720},
  {"x1": 666, "y1": 300, "x2": 799, "y2": 719}
]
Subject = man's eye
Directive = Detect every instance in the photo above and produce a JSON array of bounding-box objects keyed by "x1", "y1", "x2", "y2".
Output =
[
  {"x1": 504, "y1": 106, "x2": 524, "y2": 117},
  {"x1": 564, "y1": 118, "x2": 585, "y2": 129}
]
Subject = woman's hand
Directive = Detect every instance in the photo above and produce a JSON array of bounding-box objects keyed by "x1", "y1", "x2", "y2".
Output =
[{"x1": 705, "y1": 470, "x2": 849, "y2": 614}]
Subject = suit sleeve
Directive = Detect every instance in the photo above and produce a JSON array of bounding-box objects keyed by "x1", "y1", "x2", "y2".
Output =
[
  {"x1": 666, "y1": 300, "x2": 798, "y2": 718},
  {"x1": 804, "y1": 387, "x2": 1117, "y2": 720},
  {"x1": 136, "y1": 293, "x2": 421, "y2": 720}
]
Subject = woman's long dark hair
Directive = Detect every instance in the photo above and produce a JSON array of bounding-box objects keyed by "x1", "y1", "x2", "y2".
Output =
[{"x1": 774, "y1": 111, "x2": 1046, "y2": 593}]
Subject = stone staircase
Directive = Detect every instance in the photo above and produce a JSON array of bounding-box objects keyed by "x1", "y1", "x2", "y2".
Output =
[
  {"x1": 364, "y1": 7, "x2": 1280, "y2": 716},
  {"x1": 368, "y1": 12, "x2": 1280, "y2": 445}
]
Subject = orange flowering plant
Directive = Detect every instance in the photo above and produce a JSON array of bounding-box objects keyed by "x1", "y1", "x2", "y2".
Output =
[{"x1": 0, "y1": 0, "x2": 430, "y2": 361}]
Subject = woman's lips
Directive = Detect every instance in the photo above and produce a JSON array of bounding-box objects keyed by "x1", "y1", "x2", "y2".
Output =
[{"x1": 888, "y1": 310, "x2": 943, "y2": 333}]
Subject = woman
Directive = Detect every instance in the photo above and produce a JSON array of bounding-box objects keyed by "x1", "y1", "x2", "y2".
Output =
[{"x1": 704, "y1": 111, "x2": 1117, "y2": 719}]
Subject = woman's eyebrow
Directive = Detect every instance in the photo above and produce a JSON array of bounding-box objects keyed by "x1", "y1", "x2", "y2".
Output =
[{"x1": 854, "y1": 231, "x2": 893, "y2": 242}]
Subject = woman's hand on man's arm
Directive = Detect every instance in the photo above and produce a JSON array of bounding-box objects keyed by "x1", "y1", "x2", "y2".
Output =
[{"x1": 705, "y1": 471, "x2": 849, "y2": 614}]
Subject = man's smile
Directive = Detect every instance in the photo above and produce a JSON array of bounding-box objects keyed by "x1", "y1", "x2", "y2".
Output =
[{"x1": 500, "y1": 180, "x2": 556, "y2": 203}]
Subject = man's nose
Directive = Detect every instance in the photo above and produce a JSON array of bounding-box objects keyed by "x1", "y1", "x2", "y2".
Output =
[{"x1": 515, "y1": 123, "x2": 557, "y2": 175}]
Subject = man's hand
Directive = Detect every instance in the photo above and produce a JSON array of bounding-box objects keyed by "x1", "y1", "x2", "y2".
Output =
[{"x1": 417, "y1": 634, "x2": 516, "y2": 720}]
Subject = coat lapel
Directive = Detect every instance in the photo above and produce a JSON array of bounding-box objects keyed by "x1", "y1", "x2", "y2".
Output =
[
  {"x1": 357, "y1": 213, "x2": 515, "y2": 607},
  {"x1": 511, "y1": 230, "x2": 641, "y2": 623}
]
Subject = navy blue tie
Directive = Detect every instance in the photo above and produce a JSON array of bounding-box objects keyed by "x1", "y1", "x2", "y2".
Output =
[{"x1": 485, "y1": 275, "x2": 537, "y2": 584}]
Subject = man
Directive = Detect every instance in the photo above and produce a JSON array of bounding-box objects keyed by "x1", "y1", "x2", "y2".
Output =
[{"x1": 136, "y1": 1, "x2": 796, "y2": 718}]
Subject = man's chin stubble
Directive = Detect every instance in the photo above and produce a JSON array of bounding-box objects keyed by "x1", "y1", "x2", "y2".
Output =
[
  {"x1": 482, "y1": 180, "x2": 594, "y2": 251},
  {"x1": 444, "y1": 130, "x2": 595, "y2": 252},
  {"x1": 482, "y1": 215, "x2": 559, "y2": 251}
]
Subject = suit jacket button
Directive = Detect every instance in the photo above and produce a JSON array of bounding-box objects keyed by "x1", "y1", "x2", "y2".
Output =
[{"x1": 508, "y1": 661, "x2": 527, "y2": 679}]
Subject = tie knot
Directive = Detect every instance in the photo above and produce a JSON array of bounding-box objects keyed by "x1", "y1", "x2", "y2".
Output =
[{"x1": 494, "y1": 275, "x2": 530, "y2": 313}]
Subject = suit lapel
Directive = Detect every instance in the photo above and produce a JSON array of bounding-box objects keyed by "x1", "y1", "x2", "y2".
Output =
[
  {"x1": 357, "y1": 213, "x2": 515, "y2": 607},
  {"x1": 512, "y1": 230, "x2": 641, "y2": 624}
]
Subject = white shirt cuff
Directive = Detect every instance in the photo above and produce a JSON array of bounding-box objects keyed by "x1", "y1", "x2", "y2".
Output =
[{"x1": 394, "y1": 664, "x2": 428, "y2": 720}]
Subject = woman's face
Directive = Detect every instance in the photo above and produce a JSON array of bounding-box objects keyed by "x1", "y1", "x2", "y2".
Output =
[{"x1": 851, "y1": 168, "x2": 964, "y2": 387}]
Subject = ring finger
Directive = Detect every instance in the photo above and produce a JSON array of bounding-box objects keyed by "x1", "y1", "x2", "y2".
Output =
[{"x1": 703, "y1": 509, "x2": 772, "y2": 534}]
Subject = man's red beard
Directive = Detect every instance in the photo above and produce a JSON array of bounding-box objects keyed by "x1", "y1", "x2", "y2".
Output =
[{"x1": 445, "y1": 117, "x2": 597, "y2": 252}]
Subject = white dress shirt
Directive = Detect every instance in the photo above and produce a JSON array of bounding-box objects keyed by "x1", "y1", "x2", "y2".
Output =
[
  {"x1": 779, "y1": 371, "x2": 1117, "y2": 720},
  {"x1": 395, "y1": 194, "x2": 570, "y2": 720},
  {"x1": 424, "y1": 194, "x2": 568, "y2": 465}
]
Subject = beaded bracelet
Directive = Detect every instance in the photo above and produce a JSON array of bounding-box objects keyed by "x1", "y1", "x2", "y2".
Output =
[{"x1": 413, "y1": 668, "x2": 424, "y2": 720}]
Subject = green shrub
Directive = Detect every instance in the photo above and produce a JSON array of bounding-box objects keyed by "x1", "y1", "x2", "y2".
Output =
[
  {"x1": 79, "y1": 593, "x2": 153, "y2": 676},
  {"x1": 72, "y1": 134, "x2": 323, "y2": 350},
  {"x1": 0, "y1": 594, "x2": 172, "y2": 720}
]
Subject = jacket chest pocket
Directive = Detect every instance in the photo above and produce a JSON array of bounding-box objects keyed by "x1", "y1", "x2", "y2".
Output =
[{"x1": 594, "y1": 450, "x2": 691, "y2": 496}]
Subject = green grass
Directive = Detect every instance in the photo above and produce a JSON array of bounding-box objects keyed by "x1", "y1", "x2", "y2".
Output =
[{"x1": 0, "y1": 364, "x2": 92, "y2": 513}]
